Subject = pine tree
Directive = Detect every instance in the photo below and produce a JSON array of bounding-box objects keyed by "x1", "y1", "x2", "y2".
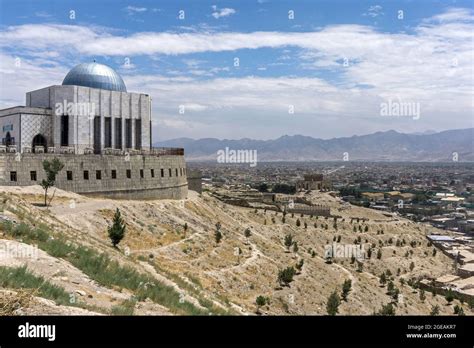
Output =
[
  {"x1": 295, "y1": 259, "x2": 304, "y2": 273},
  {"x1": 419, "y1": 289, "x2": 426, "y2": 302},
  {"x1": 284, "y1": 234, "x2": 294, "y2": 251},
  {"x1": 244, "y1": 227, "x2": 251, "y2": 238},
  {"x1": 183, "y1": 223, "x2": 188, "y2": 237},
  {"x1": 215, "y1": 230, "x2": 222, "y2": 244},
  {"x1": 326, "y1": 291, "x2": 340, "y2": 315},
  {"x1": 377, "y1": 249, "x2": 382, "y2": 259},
  {"x1": 430, "y1": 305, "x2": 440, "y2": 316},
  {"x1": 255, "y1": 295, "x2": 267, "y2": 314},
  {"x1": 377, "y1": 303, "x2": 395, "y2": 316},
  {"x1": 108, "y1": 208, "x2": 126, "y2": 248},
  {"x1": 292, "y1": 241, "x2": 299, "y2": 253},
  {"x1": 379, "y1": 272, "x2": 387, "y2": 286},
  {"x1": 278, "y1": 267, "x2": 296, "y2": 287},
  {"x1": 341, "y1": 279, "x2": 352, "y2": 301}
]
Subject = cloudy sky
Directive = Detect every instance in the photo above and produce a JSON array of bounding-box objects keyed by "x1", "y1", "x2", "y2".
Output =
[{"x1": 0, "y1": 0, "x2": 472, "y2": 141}]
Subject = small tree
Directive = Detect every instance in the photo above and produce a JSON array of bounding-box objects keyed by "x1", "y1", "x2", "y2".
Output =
[
  {"x1": 236, "y1": 247, "x2": 242, "y2": 263},
  {"x1": 454, "y1": 305, "x2": 465, "y2": 316},
  {"x1": 326, "y1": 291, "x2": 340, "y2": 316},
  {"x1": 284, "y1": 234, "x2": 294, "y2": 251},
  {"x1": 377, "y1": 249, "x2": 382, "y2": 260},
  {"x1": 183, "y1": 223, "x2": 188, "y2": 238},
  {"x1": 296, "y1": 219, "x2": 301, "y2": 227},
  {"x1": 419, "y1": 289, "x2": 426, "y2": 302},
  {"x1": 278, "y1": 267, "x2": 296, "y2": 287},
  {"x1": 255, "y1": 295, "x2": 266, "y2": 314},
  {"x1": 379, "y1": 272, "x2": 387, "y2": 286},
  {"x1": 41, "y1": 158, "x2": 64, "y2": 207},
  {"x1": 292, "y1": 241, "x2": 299, "y2": 253},
  {"x1": 244, "y1": 228, "x2": 251, "y2": 239},
  {"x1": 215, "y1": 230, "x2": 222, "y2": 244},
  {"x1": 377, "y1": 303, "x2": 395, "y2": 316},
  {"x1": 341, "y1": 279, "x2": 352, "y2": 301},
  {"x1": 108, "y1": 208, "x2": 126, "y2": 248},
  {"x1": 409, "y1": 262, "x2": 415, "y2": 271},
  {"x1": 295, "y1": 259, "x2": 304, "y2": 274},
  {"x1": 445, "y1": 290, "x2": 455, "y2": 304},
  {"x1": 430, "y1": 305, "x2": 440, "y2": 316}
]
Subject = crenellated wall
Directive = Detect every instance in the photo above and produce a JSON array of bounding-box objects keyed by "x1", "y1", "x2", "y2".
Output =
[{"x1": 0, "y1": 153, "x2": 187, "y2": 200}]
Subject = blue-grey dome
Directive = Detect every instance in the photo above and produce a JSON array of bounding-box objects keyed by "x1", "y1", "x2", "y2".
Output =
[{"x1": 62, "y1": 62, "x2": 127, "y2": 92}]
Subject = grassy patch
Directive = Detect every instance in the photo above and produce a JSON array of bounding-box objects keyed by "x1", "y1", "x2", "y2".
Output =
[
  {"x1": 1, "y1": 221, "x2": 211, "y2": 315},
  {"x1": 110, "y1": 298, "x2": 136, "y2": 315},
  {"x1": 0, "y1": 266, "x2": 73, "y2": 306}
]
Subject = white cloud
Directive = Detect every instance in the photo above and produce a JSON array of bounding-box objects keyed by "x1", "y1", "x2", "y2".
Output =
[
  {"x1": 363, "y1": 5, "x2": 384, "y2": 18},
  {"x1": 0, "y1": 8, "x2": 472, "y2": 139},
  {"x1": 211, "y1": 6, "x2": 236, "y2": 19},
  {"x1": 124, "y1": 6, "x2": 147, "y2": 14}
]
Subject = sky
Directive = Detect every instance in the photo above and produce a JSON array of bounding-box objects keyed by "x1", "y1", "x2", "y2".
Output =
[{"x1": 0, "y1": 0, "x2": 472, "y2": 141}]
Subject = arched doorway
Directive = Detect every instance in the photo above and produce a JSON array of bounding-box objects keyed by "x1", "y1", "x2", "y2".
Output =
[
  {"x1": 32, "y1": 134, "x2": 47, "y2": 153},
  {"x1": 4, "y1": 132, "x2": 12, "y2": 146}
]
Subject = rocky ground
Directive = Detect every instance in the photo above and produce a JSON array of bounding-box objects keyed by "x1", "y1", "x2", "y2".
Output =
[{"x1": 0, "y1": 185, "x2": 470, "y2": 315}]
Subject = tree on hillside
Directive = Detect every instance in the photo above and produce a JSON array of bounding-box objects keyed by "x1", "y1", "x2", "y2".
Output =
[
  {"x1": 341, "y1": 279, "x2": 352, "y2": 301},
  {"x1": 326, "y1": 291, "x2": 340, "y2": 316},
  {"x1": 295, "y1": 259, "x2": 304, "y2": 274},
  {"x1": 454, "y1": 305, "x2": 465, "y2": 316},
  {"x1": 41, "y1": 158, "x2": 64, "y2": 207},
  {"x1": 183, "y1": 223, "x2": 188, "y2": 238},
  {"x1": 108, "y1": 208, "x2": 126, "y2": 248},
  {"x1": 430, "y1": 305, "x2": 440, "y2": 316},
  {"x1": 445, "y1": 290, "x2": 455, "y2": 304},
  {"x1": 379, "y1": 272, "x2": 387, "y2": 286},
  {"x1": 296, "y1": 219, "x2": 301, "y2": 227},
  {"x1": 377, "y1": 303, "x2": 396, "y2": 316},
  {"x1": 419, "y1": 289, "x2": 426, "y2": 302},
  {"x1": 292, "y1": 241, "x2": 299, "y2": 253},
  {"x1": 215, "y1": 230, "x2": 222, "y2": 244},
  {"x1": 277, "y1": 267, "x2": 296, "y2": 287},
  {"x1": 377, "y1": 249, "x2": 382, "y2": 260},
  {"x1": 244, "y1": 227, "x2": 251, "y2": 239},
  {"x1": 236, "y1": 247, "x2": 242, "y2": 264},
  {"x1": 284, "y1": 234, "x2": 294, "y2": 251},
  {"x1": 255, "y1": 295, "x2": 267, "y2": 314}
]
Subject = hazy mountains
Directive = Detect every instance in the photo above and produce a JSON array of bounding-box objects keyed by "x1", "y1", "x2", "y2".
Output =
[{"x1": 154, "y1": 128, "x2": 474, "y2": 162}]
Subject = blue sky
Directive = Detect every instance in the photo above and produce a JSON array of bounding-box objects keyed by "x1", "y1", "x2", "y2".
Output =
[{"x1": 0, "y1": 0, "x2": 472, "y2": 140}]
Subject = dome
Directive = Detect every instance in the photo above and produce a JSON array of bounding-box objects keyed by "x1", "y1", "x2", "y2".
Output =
[{"x1": 62, "y1": 62, "x2": 127, "y2": 92}]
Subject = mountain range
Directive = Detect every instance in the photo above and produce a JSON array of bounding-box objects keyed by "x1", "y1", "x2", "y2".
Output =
[{"x1": 153, "y1": 128, "x2": 474, "y2": 162}]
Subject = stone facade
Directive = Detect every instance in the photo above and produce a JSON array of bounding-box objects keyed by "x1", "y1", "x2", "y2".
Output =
[
  {"x1": 0, "y1": 153, "x2": 187, "y2": 200},
  {"x1": 24, "y1": 85, "x2": 151, "y2": 154},
  {"x1": 187, "y1": 169, "x2": 202, "y2": 193}
]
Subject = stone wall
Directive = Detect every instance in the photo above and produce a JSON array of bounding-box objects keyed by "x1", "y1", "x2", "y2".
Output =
[
  {"x1": 187, "y1": 169, "x2": 202, "y2": 193},
  {"x1": 0, "y1": 153, "x2": 187, "y2": 200}
]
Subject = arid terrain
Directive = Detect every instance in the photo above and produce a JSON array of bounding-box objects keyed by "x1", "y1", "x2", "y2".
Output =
[{"x1": 0, "y1": 185, "x2": 470, "y2": 315}]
